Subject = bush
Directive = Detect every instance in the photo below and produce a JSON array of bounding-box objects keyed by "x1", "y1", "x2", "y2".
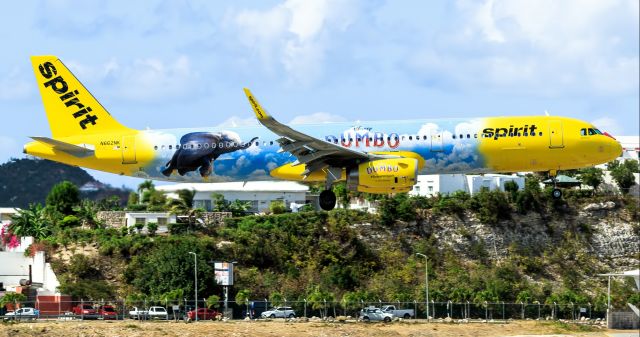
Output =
[{"x1": 147, "y1": 222, "x2": 158, "y2": 236}]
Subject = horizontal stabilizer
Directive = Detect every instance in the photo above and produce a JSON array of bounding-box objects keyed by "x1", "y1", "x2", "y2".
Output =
[{"x1": 30, "y1": 137, "x2": 95, "y2": 158}]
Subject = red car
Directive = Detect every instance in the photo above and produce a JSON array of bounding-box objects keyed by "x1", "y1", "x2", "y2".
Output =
[
  {"x1": 72, "y1": 304, "x2": 97, "y2": 318},
  {"x1": 187, "y1": 308, "x2": 219, "y2": 321},
  {"x1": 98, "y1": 305, "x2": 118, "y2": 320}
]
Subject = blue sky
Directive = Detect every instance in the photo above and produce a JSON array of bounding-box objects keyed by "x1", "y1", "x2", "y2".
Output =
[{"x1": 0, "y1": 0, "x2": 638, "y2": 188}]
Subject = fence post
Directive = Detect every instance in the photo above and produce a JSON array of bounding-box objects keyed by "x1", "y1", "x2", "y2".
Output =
[
  {"x1": 502, "y1": 301, "x2": 505, "y2": 320},
  {"x1": 304, "y1": 299, "x2": 307, "y2": 318},
  {"x1": 484, "y1": 301, "x2": 488, "y2": 320},
  {"x1": 553, "y1": 302, "x2": 557, "y2": 320},
  {"x1": 588, "y1": 302, "x2": 591, "y2": 319},
  {"x1": 80, "y1": 299, "x2": 84, "y2": 320}
]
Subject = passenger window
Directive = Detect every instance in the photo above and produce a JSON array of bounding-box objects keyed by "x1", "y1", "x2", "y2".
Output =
[
  {"x1": 255, "y1": 142, "x2": 259, "y2": 146},
  {"x1": 459, "y1": 134, "x2": 463, "y2": 139},
  {"x1": 212, "y1": 143, "x2": 217, "y2": 148},
  {"x1": 270, "y1": 141, "x2": 273, "y2": 145},
  {"x1": 538, "y1": 132, "x2": 543, "y2": 136},
  {"x1": 169, "y1": 145, "x2": 172, "y2": 150},
  {"x1": 467, "y1": 134, "x2": 470, "y2": 138},
  {"x1": 474, "y1": 134, "x2": 477, "y2": 138},
  {"x1": 452, "y1": 135, "x2": 456, "y2": 139},
  {"x1": 408, "y1": 136, "x2": 412, "y2": 140},
  {"x1": 423, "y1": 135, "x2": 427, "y2": 140},
  {"x1": 154, "y1": 146, "x2": 158, "y2": 150}
]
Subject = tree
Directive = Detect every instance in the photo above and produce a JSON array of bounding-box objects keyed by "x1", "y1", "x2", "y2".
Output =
[
  {"x1": 147, "y1": 222, "x2": 158, "y2": 236},
  {"x1": 608, "y1": 160, "x2": 639, "y2": 194},
  {"x1": 228, "y1": 200, "x2": 252, "y2": 216},
  {"x1": 307, "y1": 286, "x2": 334, "y2": 318},
  {"x1": 46, "y1": 181, "x2": 80, "y2": 216},
  {"x1": 504, "y1": 181, "x2": 519, "y2": 201},
  {"x1": 269, "y1": 291, "x2": 284, "y2": 307},
  {"x1": 211, "y1": 193, "x2": 229, "y2": 212},
  {"x1": 333, "y1": 182, "x2": 350, "y2": 209},
  {"x1": 73, "y1": 199, "x2": 102, "y2": 229},
  {"x1": 206, "y1": 295, "x2": 221, "y2": 309},
  {"x1": 269, "y1": 201, "x2": 286, "y2": 214},
  {"x1": 235, "y1": 289, "x2": 251, "y2": 316},
  {"x1": 137, "y1": 180, "x2": 155, "y2": 194},
  {"x1": 9, "y1": 204, "x2": 51, "y2": 240},
  {"x1": 577, "y1": 167, "x2": 604, "y2": 191}
]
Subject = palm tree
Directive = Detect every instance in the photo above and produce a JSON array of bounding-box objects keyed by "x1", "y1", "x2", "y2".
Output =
[
  {"x1": 228, "y1": 200, "x2": 253, "y2": 216},
  {"x1": 167, "y1": 189, "x2": 202, "y2": 232},
  {"x1": 137, "y1": 180, "x2": 155, "y2": 194},
  {"x1": 9, "y1": 204, "x2": 50, "y2": 240}
]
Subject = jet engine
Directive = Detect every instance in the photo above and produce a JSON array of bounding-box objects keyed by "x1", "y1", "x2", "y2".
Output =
[{"x1": 347, "y1": 158, "x2": 418, "y2": 194}]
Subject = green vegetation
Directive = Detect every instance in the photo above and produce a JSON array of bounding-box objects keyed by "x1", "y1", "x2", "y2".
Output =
[
  {"x1": 3, "y1": 158, "x2": 638, "y2": 312},
  {"x1": 607, "y1": 159, "x2": 639, "y2": 194}
]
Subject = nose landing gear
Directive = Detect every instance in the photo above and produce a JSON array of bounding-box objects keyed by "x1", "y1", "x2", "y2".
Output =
[{"x1": 549, "y1": 170, "x2": 562, "y2": 199}]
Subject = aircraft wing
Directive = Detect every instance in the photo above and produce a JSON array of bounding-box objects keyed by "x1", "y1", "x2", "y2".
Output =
[{"x1": 243, "y1": 88, "x2": 395, "y2": 176}]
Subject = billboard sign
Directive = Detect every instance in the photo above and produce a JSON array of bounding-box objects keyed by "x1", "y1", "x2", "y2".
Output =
[{"x1": 214, "y1": 262, "x2": 234, "y2": 286}]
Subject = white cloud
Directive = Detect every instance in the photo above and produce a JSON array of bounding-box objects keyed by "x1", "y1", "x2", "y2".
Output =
[
  {"x1": 229, "y1": 0, "x2": 359, "y2": 84},
  {"x1": 67, "y1": 55, "x2": 200, "y2": 101},
  {"x1": 289, "y1": 112, "x2": 346, "y2": 124},
  {"x1": 407, "y1": 0, "x2": 639, "y2": 96},
  {"x1": 216, "y1": 116, "x2": 259, "y2": 128}
]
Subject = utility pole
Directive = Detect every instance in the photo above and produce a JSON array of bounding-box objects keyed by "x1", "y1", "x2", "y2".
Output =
[
  {"x1": 416, "y1": 253, "x2": 429, "y2": 320},
  {"x1": 189, "y1": 251, "x2": 198, "y2": 321}
]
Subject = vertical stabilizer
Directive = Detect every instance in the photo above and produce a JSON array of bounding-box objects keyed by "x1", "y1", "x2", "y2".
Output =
[{"x1": 30, "y1": 55, "x2": 133, "y2": 138}]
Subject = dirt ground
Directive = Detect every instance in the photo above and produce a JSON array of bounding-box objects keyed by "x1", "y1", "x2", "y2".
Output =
[{"x1": 1, "y1": 319, "x2": 637, "y2": 337}]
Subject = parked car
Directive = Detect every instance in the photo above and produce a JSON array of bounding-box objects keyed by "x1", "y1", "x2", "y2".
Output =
[
  {"x1": 72, "y1": 304, "x2": 98, "y2": 319},
  {"x1": 128, "y1": 306, "x2": 148, "y2": 319},
  {"x1": 3, "y1": 307, "x2": 38, "y2": 320},
  {"x1": 381, "y1": 305, "x2": 414, "y2": 319},
  {"x1": 147, "y1": 306, "x2": 169, "y2": 320},
  {"x1": 260, "y1": 307, "x2": 295, "y2": 319},
  {"x1": 187, "y1": 308, "x2": 218, "y2": 321},
  {"x1": 98, "y1": 305, "x2": 118, "y2": 320},
  {"x1": 359, "y1": 307, "x2": 393, "y2": 322}
]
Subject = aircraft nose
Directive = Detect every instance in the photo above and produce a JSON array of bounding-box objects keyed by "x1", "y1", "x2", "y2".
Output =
[{"x1": 611, "y1": 139, "x2": 623, "y2": 158}]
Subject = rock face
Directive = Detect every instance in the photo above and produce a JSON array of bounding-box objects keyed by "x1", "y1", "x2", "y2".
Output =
[{"x1": 366, "y1": 201, "x2": 639, "y2": 270}]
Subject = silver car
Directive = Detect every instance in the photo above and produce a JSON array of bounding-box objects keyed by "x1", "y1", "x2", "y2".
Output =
[{"x1": 261, "y1": 307, "x2": 296, "y2": 318}]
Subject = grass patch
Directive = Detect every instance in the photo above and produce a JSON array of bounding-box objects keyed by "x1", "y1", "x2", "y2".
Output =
[{"x1": 124, "y1": 323, "x2": 140, "y2": 329}]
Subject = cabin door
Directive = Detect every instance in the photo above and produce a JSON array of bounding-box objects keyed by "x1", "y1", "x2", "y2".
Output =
[
  {"x1": 121, "y1": 135, "x2": 137, "y2": 164},
  {"x1": 548, "y1": 120, "x2": 564, "y2": 148}
]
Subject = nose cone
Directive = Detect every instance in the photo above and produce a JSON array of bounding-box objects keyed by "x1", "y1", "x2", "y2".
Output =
[{"x1": 610, "y1": 139, "x2": 623, "y2": 159}]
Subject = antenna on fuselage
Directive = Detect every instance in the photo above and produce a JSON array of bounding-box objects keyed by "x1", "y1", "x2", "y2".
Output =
[{"x1": 544, "y1": 110, "x2": 550, "y2": 116}]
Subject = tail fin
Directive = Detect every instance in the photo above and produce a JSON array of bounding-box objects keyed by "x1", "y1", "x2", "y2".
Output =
[{"x1": 30, "y1": 55, "x2": 132, "y2": 139}]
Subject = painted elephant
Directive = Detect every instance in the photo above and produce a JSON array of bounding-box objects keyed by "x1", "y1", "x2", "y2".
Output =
[{"x1": 161, "y1": 131, "x2": 259, "y2": 178}]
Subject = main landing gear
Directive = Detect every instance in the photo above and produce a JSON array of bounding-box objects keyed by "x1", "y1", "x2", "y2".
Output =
[
  {"x1": 319, "y1": 190, "x2": 337, "y2": 211},
  {"x1": 549, "y1": 170, "x2": 562, "y2": 199},
  {"x1": 318, "y1": 167, "x2": 341, "y2": 211}
]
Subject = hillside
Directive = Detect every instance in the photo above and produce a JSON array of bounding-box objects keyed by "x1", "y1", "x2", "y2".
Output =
[
  {"x1": 0, "y1": 158, "x2": 130, "y2": 208},
  {"x1": 42, "y1": 192, "x2": 639, "y2": 318}
]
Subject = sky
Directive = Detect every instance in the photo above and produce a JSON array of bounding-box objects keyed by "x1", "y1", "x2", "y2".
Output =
[{"x1": 0, "y1": 0, "x2": 638, "y2": 188}]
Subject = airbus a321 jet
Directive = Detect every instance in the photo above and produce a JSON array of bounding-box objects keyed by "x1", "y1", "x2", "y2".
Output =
[{"x1": 24, "y1": 56, "x2": 622, "y2": 210}]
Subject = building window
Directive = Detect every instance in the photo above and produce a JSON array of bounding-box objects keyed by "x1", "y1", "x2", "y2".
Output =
[
  {"x1": 157, "y1": 217, "x2": 167, "y2": 226},
  {"x1": 134, "y1": 218, "x2": 145, "y2": 226}
]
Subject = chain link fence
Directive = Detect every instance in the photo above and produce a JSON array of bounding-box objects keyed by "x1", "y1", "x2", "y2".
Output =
[{"x1": 0, "y1": 298, "x2": 607, "y2": 322}]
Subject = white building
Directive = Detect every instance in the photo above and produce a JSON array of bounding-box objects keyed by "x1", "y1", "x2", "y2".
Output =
[
  {"x1": 408, "y1": 174, "x2": 525, "y2": 197},
  {"x1": 124, "y1": 212, "x2": 177, "y2": 233},
  {"x1": 156, "y1": 181, "x2": 309, "y2": 213},
  {"x1": 617, "y1": 136, "x2": 639, "y2": 161},
  {"x1": 0, "y1": 207, "x2": 19, "y2": 225}
]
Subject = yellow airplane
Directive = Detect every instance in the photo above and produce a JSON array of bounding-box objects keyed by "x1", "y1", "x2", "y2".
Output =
[{"x1": 24, "y1": 55, "x2": 622, "y2": 210}]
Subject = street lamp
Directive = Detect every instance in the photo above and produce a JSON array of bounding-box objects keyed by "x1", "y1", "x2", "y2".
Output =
[
  {"x1": 415, "y1": 253, "x2": 430, "y2": 320},
  {"x1": 188, "y1": 251, "x2": 198, "y2": 321}
]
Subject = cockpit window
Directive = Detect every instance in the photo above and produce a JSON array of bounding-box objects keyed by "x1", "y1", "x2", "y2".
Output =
[{"x1": 580, "y1": 128, "x2": 587, "y2": 136}]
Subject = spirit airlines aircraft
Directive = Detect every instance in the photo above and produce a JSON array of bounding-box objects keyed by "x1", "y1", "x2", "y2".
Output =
[{"x1": 24, "y1": 56, "x2": 622, "y2": 210}]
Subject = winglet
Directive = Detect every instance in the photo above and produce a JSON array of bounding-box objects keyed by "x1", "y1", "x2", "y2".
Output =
[{"x1": 243, "y1": 88, "x2": 270, "y2": 121}]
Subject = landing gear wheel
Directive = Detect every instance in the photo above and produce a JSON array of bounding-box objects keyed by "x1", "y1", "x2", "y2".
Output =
[
  {"x1": 319, "y1": 190, "x2": 336, "y2": 211},
  {"x1": 552, "y1": 188, "x2": 562, "y2": 199}
]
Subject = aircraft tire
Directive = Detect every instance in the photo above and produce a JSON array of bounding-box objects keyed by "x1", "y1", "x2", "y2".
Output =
[
  {"x1": 319, "y1": 190, "x2": 336, "y2": 211},
  {"x1": 552, "y1": 188, "x2": 562, "y2": 199}
]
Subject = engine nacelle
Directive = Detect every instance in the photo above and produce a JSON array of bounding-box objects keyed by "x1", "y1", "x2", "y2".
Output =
[{"x1": 347, "y1": 158, "x2": 418, "y2": 194}]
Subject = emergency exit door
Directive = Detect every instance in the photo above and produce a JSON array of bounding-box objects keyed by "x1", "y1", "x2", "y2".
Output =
[
  {"x1": 430, "y1": 132, "x2": 443, "y2": 152},
  {"x1": 121, "y1": 135, "x2": 137, "y2": 164},
  {"x1": 548, "y1": 120, "x2": 564, "y2": 148}
]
